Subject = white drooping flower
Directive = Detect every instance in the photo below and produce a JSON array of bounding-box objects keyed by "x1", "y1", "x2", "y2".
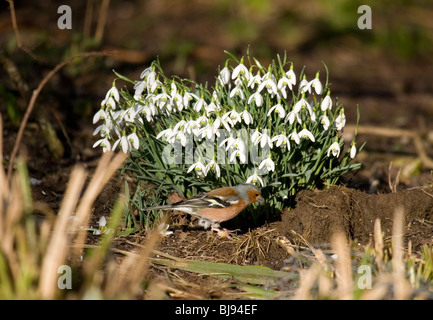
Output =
[
  {"x1": 93, "y1": 109, "x2": 107, "y2": 124},
  {"x1": 299, "y1": 76, "x2": 311, "y2": 94},
  {"x1": 246, "y1": 169, "x2": 264, "y2": 187},
  {"x1": 240, "y1": 109, "x2": 253, "y2": 125},
  {"x1": 205, "y1": 159, "x2": 221, "y2": 178},
  {"x1": 271, "y1": 133, "x2": 290, "y2": 150},
  {"x1": 288, "y1": 131, "x2": 300, "y2": 145},
  {"x1": 259, "y1": 156, "x2": 275, "y2": 173},
  {"x1": 277, "y1": 76, "x2": 293, "y2": 99},
  {"x1": 193, "y1": 96, "x2": 207, "y2": 112},
  {"x1": 93, "y1": 137, "x2": 111, "y2": 153},
  {"x1": 321, "y1": 91, "x2": 332, "y2": 111},
  {"x1": 248, "y1": 71, "x2": 262, "y2": 89},
  {"x1": 285, "y1": 66, "x2": 297, "y2": 86},
  {"x1": 309, "y1": 72, "x2": 323, "y2": 95},
  {"x1": 267, "y1": 103, "x2": 286, "y2": 119},
  {"x1": 293, "y1": 97, "x2": 308, "y2": 113},
  {"x1": 298, "y1": 128, "x2": 315, "y2": 142},
  {"x1": 350, "y1": 143, "x2": 357, "y2": 159},
  {"x1": 247, "y1": 91, "x2": 264, "y2": 107},
  {"x1": 327, "y1": 141, "x2": 341, "y2": 157},
  {"x1": 218, "y1": 66, "x2": 231, "y2": 85},
  {"x1": 230, "y1": 85, "x2": 245, "y2": 100},
  {"x1": 187, "y1": 160, "x2": 207, "y2": 177},
  {"x1": 258, "y1": 74, "x2": 278, "y2": 96},
  {"x1": 251, "y1": 129, "x2": 273, "y2": 149},
  {"x1": 335, "y1": 111, "x2": 346, "y2": 131},
  {"x1": 320, "y1": 114, "x2": 330, "y2": 130},
  {"x1": 232, "y1": 62, "x2": 251, "y2": 81}
]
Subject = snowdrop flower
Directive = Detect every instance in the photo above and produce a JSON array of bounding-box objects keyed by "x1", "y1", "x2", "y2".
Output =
[
  {"x1": 251, "y1": 129, "x2": 273, "y2": 149},
  {"x1": 246, "y1": 169, "x2": 264, "y2": 187},
  {"x1": 327, "y1": 141, "x2": 341, "y2": 157},
  {"x1": 133, "y1": 81, "x2": 146, "y2": 99},
  {"x1": 218, "y1": 66, "x2": 231, "y2": 85},
  {"x1": 307, "y1": 101, "x2": 316, "y2": 122},
  {"x1": 187, "y1": 160, "x2": 207, "y2": 177},
  {"x1": 299, "y1": 76, "x2": 311, "y2": 94},
  {"x1": 267, "y1": 102, "x2": 286, "y2": 119},
  {"x1": 232, "y1": 61, "x2": 250, "y2": 81},
  {"x1": 230, "y1": 86, "x2": 245, "y2": 100},
  {"x1": 113, "y1": 135, "x2": 129, "y2": 153},
  {"x1": 284, "y1": 110, "x2": 302, "y2": 125},
  {"x1": 309, "y1": 72, "x2": 323, "y2": 95},
  {"x1": 171, "y1": 92, "x2": 184, "y2": 112},
  {"x1": 321, "y1": 91, "x2": 332, "y2": 111},
  {"x1": 258, "y1": 74, "x2": 278, "y2": 96},
  {"x1": 248, "y1": 71, "x2": 262, "y2": 89},
  {"x1": 93, "y1": 137, "x2": 111, "y2": 152},
  {"x1": 183, "y1": 92, "x2": 198, "y2": 108},
  {"x1": 320, "y1": 114, "x2": 330, "y2": 130},
  {"x1": 293, "y1": 97, "x2": 308, "y2": 113},
  {"x1": 286, "y1": 66, "x2": 296, "y2": 86},
  {"x1": 259, "y1": 156, "x2": 275, "y2": 173},
  {"x1": 174, "y1": 130, "x2": 187, "y2": 147},
  {"x1": 205, "y1": 159, "x2": 221, "y2": 178},
  {"x1": 155, "y1": 91, "x2": 171, "y2": 110},
  {"x1": 288, "y1": 131, "x2": 300, "y2": 145},
  {"x1": 247, "y1": 91, "x2": 264, "y2": 107},
  {"x1": 335, "y1": 110, "x2": 346, "y2": 131},
  {"x1": 204, "y1": 101, "x2": 219, "y2": 116},
  {"x1": 103, "y1": 86, "x2": 120, "y2": 104},
  {"x1": 240, "y1": 109, "x2": 253, "y2": 125},
  {"x1": 271, "y1": 133, "x2": 290, "y2": 150},
  {"x1": 93, "y1": 216, "x2": 110, "y2": 235},
  {"x1": 298, "y1": 128, "x2": 315, "y2": 142},
  {"x1": 350, "y1": 143, "x2": 357, "y2": 159},
  {"x1": 158, "y1": 223, "x2": 173, "y2": 236},
  {"x1": 156, "y1": 127, "x2": 176, "y2": 144},
  {"x1": 185, "y1": 119, "x2": 200, "y2": 136},
  {"x1": 140, "y1": 67, "x2": 152, "y2": 79},
  {"x1": 229, "y1": 149, "x2": 247, "y2": 163},
  {"x1": 193, "y1": 96, "x2": 207, "y2": 112},
  {"x1": 277, "y1": 74, "x2": 295, "y2": 98},
  {"x1": 210, "y1": 116, "x2": 230, "y2": 133},
  {"x1": 127, "y1": 132, "x2": 140, "y2": 150},
  {"x1": 224, "y1": 109, "x2": 242, "y2": 126},
  {"x1": 93, "y1": 109, "x2": 107, "y2": 124}
]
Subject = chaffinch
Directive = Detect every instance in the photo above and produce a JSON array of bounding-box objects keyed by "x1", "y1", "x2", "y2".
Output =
[{"x1": 143, "y1": 184, "x2": 264, "y2": 237}]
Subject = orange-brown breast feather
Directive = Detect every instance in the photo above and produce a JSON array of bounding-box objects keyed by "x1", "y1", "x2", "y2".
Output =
[{"x1": 197, "y1": 199, "x2": 247, "y2": 222}]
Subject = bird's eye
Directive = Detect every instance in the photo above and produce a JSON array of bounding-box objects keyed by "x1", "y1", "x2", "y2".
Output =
[{"x1": 255, "y1": 193, "x2": 259, "y2": 197}]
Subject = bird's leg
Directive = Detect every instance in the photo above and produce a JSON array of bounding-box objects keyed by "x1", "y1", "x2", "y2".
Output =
[{"x1": 210, "y1": 222, "x2": 238, "y2": 239}]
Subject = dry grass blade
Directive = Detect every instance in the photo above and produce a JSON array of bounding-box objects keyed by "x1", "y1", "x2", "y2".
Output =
[
  {"x1": 374, "y1": 218, "x2": 384, "y2": 272},
  {"x1": 332, "y1": 232, "x2": 353, "y2": 300},
  {"x1": 38, "y1": 166, "x2": 87, "y2": 299},
  {"x1": 72, "y1": 151, "x2": 127, "y2": 257},
  {"x1": 104, "y1": 217, "x2": 167, "y2": 298},
  {"x1": 392, "y1": 207, "x2": 411, "y2": 299}
]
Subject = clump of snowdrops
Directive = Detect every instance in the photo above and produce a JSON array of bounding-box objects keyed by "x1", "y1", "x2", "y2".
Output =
[{"x1": 93, "y1": 51, "x2": 363, "y2": 227}]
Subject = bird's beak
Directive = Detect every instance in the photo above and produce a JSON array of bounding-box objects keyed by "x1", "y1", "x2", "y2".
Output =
[{"x1": 258, "y1": 197, "x2": 264, "y2": 204}]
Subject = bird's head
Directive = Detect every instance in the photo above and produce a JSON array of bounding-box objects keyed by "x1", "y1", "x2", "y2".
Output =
[{"x1": 234, "y1": 184, "x2": 264, "y2": 205}]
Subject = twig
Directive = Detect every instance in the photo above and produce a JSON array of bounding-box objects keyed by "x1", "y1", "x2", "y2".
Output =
[
  {"x1": 5, "y1": 0, "x2": 47, "y2": 62},
  {"x1": 7, "y1": 51, "x2": 112, "y2": 182},
  {"x1": 95, "y1": 0, "x2": 110, "y2": 43}
]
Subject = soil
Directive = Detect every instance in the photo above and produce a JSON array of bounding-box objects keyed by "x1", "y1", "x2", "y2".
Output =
[{"x1": 1, "y1": 0, "x2": 433, "y2": 298}]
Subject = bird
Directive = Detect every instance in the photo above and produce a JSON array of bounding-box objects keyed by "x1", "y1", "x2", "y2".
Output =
[{"x1": 142, "y1": 184, "x2": 264, "y2": 237}]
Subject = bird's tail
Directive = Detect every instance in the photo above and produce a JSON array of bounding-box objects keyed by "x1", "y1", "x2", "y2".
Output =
[{"x1": 142, "y1": 204, "x2": 173, "y2": 211}]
